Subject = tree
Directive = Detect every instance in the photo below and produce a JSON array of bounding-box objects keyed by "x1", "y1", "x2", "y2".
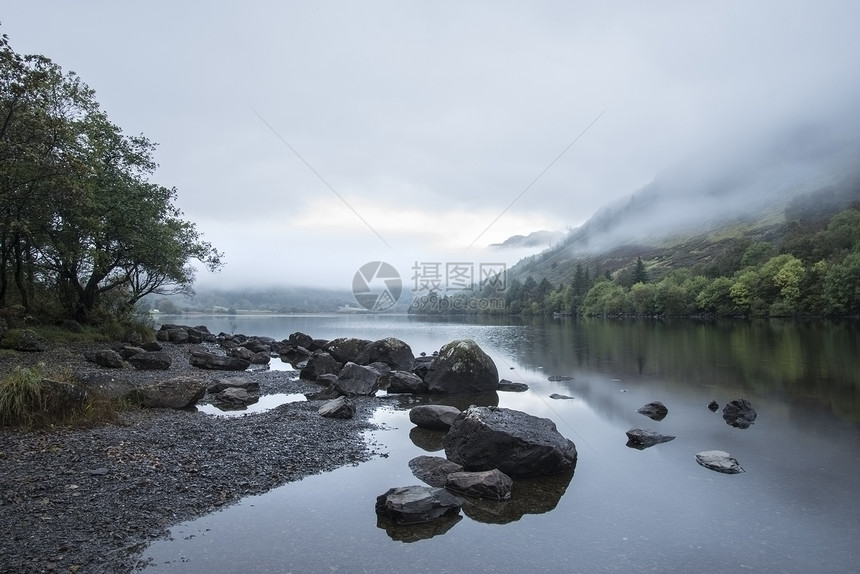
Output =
[
  {"x1": 0, "y1": 30, "x2": 222, "y2": 322},
  {"x1": 632, "y1": 256, "x2": 648, "y2": 284}
]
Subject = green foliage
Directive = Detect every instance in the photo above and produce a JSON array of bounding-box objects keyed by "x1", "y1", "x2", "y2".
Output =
[{"x1": 0, "y1": 29, "x2": 222, "y2": 325}]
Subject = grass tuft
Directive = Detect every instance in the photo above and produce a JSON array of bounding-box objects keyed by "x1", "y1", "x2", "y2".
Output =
[{"x1": 0, "y1": 366, "x2": 128, "y2": 429}]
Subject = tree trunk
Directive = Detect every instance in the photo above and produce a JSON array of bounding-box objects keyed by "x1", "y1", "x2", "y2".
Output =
[{"x1": 12, "y1": 232, "x2": 29, "y2": 312}]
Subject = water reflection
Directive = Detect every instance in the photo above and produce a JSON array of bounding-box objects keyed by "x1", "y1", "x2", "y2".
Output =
[
  {"x1": 376, "y1": 512, "x2": 463, "y2": 542},
  {"x1": 139, "y1": 316, "x2": 860, "y2": 574},
  {"x1": 459, "y1": 469, "x2": 575, "y2": 524}
]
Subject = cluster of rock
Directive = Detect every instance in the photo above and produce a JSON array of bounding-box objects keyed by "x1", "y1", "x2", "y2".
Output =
[
  {"x1": 627, "y1": 397, "x2": 756, "y2": 474},
  {"x1": 376, "y1": 399, "x2": 578, "y2": 527}
]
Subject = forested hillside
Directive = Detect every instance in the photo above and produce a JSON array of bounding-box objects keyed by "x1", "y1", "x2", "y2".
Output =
[{"x1": 411, "y1": 173, "x2": 860, "y2": 318}]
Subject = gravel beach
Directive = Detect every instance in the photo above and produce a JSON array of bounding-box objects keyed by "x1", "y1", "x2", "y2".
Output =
[{"x1": 0, "y1": 341, "x2": 382, "y2": 574}]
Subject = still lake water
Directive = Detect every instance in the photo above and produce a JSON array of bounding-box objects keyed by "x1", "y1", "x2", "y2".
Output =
[{"x1": 137, "y1": 315, "x2": 860, "y2": 573}]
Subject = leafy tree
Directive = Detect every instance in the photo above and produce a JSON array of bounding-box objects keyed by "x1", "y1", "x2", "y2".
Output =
[
  {"x1": 824, "y1": 252, "x2": 860, "y2": 314},
  {"x1": 0, "y1": 30, "x2": 222, "y2": 322}
]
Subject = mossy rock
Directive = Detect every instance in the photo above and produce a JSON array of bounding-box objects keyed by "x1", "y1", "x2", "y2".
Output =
[{"x1": 0, "y1": 329, "x2": 48, "y2": 352}]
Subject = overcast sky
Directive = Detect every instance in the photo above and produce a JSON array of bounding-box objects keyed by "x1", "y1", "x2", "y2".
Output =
[{"x1": 5, "y1": 1, "x2": 860, "y2": 292}]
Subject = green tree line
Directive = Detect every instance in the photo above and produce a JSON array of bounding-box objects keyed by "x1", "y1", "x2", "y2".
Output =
[
  {"x1": 0, "y1": 30, "x2": 221, "y2": 325},
  {"x1": 410, "y1": 206, "x2": 860, "y2": 318}
]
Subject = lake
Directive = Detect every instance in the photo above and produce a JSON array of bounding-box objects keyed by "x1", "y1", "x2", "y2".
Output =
[{"x1": 137, "y1": 315, "x2": 860, "y2": 573}]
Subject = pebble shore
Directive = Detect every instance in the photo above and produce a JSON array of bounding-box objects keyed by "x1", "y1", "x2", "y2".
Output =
[{"x1": 0, "y1": 341, "x2": 381, "y2": 574}]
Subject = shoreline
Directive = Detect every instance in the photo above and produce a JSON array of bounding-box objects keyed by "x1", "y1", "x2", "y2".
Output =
[{"x1": 0, "y1": 341, "x2": 382, "y2": 574}]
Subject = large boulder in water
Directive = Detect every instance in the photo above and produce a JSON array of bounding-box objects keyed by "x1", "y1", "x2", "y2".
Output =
[
  {"x1": 355, "y1": 337, "x2": 414, "y2": 371},
  {"x1": 443, "y1": 406, "x2": 577, "y2": 477},
  {"x1": 424, "y1": 340, "x2": 499, "y2": 393}
]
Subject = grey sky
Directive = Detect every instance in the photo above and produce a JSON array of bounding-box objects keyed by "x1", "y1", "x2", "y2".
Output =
[{"x1": 5, "y1": 1, "x2": 860, "y2": 289}]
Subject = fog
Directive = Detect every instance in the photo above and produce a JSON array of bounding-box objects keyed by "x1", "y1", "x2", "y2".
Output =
[{"x1": 4, "y1": 1, "x2": 860, "y2": 289}]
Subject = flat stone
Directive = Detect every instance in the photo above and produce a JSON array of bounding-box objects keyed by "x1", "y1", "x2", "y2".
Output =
[{"x1": 695, "y1": 450, "x2": 744, "y2": 474}]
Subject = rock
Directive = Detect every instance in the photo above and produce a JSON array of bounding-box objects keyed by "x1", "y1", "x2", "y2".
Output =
[
  {"x1": 87, "y1": 467, "x2": 109, "y2": 476},
  {"x1": 708, "y1": 400, "x2": 720, "y2": 411},
  {"x1": 445, "y1": 469, "x2": 513, "y2": 500},
  {"x1": 385, "y1": 370, "x2": 428, "y2": 394},
  {"x1": 318, "y1": 396, "x2": 356, "y2": 419},
  {"x1": 249, "y1": 351, "x2": 270, "y2": 365},
  {"x1": 309, "y1": 338, "x2": 328, "y2": 352},
  {"x1": 189, "y1": 351, "x2": 250, "y2": 371},
  {"x1": 408, "y1": 404, "x2": 461, "y2": 430},
  {"x1": 323, "y1": 337, "x2": 373, "y2": 364},
  {"x1": 4, "y1": 329, "x2": 48, "y2": 352},
  {"x1": 227, "y1": 346, "x2": 254, "y2": 361},
  {"x1": 300, "y1": 351, "x2": 343, "y2": 380},
  {"x1": 116, "y1": 345, "x2": 145, "y2": 360},
  {"x1": 142, "y1": 341, "x2": 163, "y2": 352},
  {"x1": 355, "y1": 337, "x2": 415, "y2": 371},
  {"x1": 41, "y1": 379, "x2": 89, "y2": 412},
  {"x1": 165, "y1": 328, "x2": 189, "y2": 344},
  {"x1": 625, "y1": 429, "x2": 676, "y2": 449},
  {"x1": 207, "y1": 377, "x2": 260, "y2": 394},
  {"x1": 288, "y1": 331, "x2": 314, "y2": 350},
  {"x1": 443, "y1": 406, "x2": 577, "y2": 477},
  {"x1": 315, "y1": 373, "x2": 339, "y2": 386},
  {"x1": 412, "y1": 355, "x2": 433, "y2": 380},
  {"x1": 547, "y1": 375, "x2": 575, "y2": 381},
  {"x1": 408, "y1": 456, "x2": 464, "y2": 487},
  {"x1": 424, "y1": 339, "x2": 499, "y2": 393},
  {"x1": 695, "y1": 450, "x2": 744, "y2": 474},
  {"x1": 723, "y1": 399, "x2": 757, "y2": 428},
  {"x1": 333, "y1": 362, "x2": 383, "y2": 396},
  {"x1": 93, "y1": 349, "x2": 124, "y2": 369},
  {"x1": 214, "y1": 387, "x2": 258, "y2": 407},
  {"x1": 77, "y1": 373, "x2": 136, "y2": 400},
  {"x1": 375, "y1": 485, "x2": 462, "y2": 525},
  {"x1": 305, "y1": 386, "x2": 341, "y2": 401},
  {"x1": 240, "y1": 339, "x2": 271, "y2": 354},
  {"x1": 497, "y1": 379, "x2": 529, "y2": 392},
  {"x1": 128, "y1": 377, "x2": 207, "y2": 409},
  {"x1": 550, "y1": 393, "x2": 574, "y2": 400},
  {"x1": 637, "y1": 401, "x2": 669, "y2": 421},
  {"x1": 127, "y1": 351, "x2": 172, "y2": 371}
]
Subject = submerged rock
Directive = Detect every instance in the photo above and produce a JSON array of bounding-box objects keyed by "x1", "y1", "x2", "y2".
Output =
[
  {"x1": 445, "y1": 469, "x2": 513, "y2": 500},
  {"x1": 625, "y1": 429, "x2": 676, "y2": 449},
  {"x1": 695, "y1": 450, "x2": 744, "y2": 474},
  {"x1": 497, "y1": 379, "x2": 529, "y2": 392},
  {"x1": 408, "y1": 455, "x2": 464, "y2": 487},
  {"x1": 375, "y1": 485, "x2": 462, "y2": 525},
  {"x1": 637, "y1": 401, "x2": 669, "y2": 421}
]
